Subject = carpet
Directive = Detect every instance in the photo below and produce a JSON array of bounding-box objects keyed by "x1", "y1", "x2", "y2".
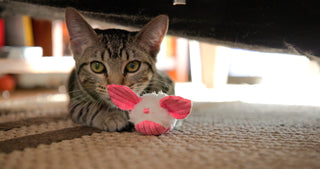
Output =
[{"x1": 0, "y1": 94, "x2": 319, "y2": 169}]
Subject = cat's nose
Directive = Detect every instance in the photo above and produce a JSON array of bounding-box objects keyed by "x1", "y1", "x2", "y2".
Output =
[{"x1": 108, "y1": 73, "x2": 124, "y2": 85}]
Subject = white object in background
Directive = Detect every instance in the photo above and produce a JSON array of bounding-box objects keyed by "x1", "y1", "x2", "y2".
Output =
[
  {"x1": 176, "y1": 37, "x2": 189, "y2": 82},
  {"x1": 173, "y1": 0, "x2": 186, "y2": 5},
  {"x1": 189, "y1": 40, "x2": 203, "y2": 85},
  {"x1": 52, "y1": 20, "x2": 64, "y2": 57},
  {"x1": 0, "y1": 46, "x2": 43, "y2": 59},
  {"x1": 0, "y1": 56, "x2": 75, "y2": 74}
]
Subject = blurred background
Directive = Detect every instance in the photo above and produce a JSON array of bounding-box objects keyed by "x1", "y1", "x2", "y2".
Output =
[{"x1": 1, "y1": 15, "x2": 320, "y2": 107}]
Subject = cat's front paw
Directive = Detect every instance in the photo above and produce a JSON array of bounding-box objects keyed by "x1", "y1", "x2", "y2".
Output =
[{"x1": 103, "y1": 112, "x2": 130, "y2": 132}]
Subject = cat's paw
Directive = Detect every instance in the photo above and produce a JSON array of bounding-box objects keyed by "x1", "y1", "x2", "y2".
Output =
[{"x1": 103, "y1": 112, "x2": 130, "y2": 132}]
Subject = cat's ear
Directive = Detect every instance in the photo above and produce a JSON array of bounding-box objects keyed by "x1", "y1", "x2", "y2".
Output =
[
  {"x1": 160, "y1": 96, "x2": 191, "y2": 119},
  {"x1": 136, "y1": 15, "x2": 169, "y2": 57},
  {"x1": 65, "y1": 7, "x2": 97, "y2": 57},
  {"x1": 107, "y1": 84, "x2": 141, "y2": 111}
]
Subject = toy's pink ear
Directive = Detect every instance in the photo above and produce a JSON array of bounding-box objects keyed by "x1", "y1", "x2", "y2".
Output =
[
  {"x1": 107, "y1": 84, "x2": 141, "y2": 111},
  {"x1": 160, "y1": 96, "x2": 191, "y2": 119}
]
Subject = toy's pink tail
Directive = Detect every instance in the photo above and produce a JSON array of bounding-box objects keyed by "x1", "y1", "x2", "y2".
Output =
[
  {"x1": 107, "y1": 84, "x2": 141, "y2": 111},
  {"x1": 160, "y1": 96, "x2": 191, "y2": 119}
]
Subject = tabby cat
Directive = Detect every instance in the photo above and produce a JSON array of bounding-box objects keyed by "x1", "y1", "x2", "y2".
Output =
[{"x1": 65, "y1": 7, "x2": 175, "y2": 131}]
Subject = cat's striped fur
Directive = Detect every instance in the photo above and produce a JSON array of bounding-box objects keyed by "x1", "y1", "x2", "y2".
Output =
[{"x1": 65, "y1": 8, "x2": 174, "y2": 131}]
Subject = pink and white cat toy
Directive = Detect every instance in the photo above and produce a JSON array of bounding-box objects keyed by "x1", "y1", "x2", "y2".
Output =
[{"x1": 107, "y1": 84, "x2": 192, "y2": 135}]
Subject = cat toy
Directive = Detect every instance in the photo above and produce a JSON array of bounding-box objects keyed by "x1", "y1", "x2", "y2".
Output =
[{"x1": 107, "y1": 84, "x2": 192, "y2": 135}]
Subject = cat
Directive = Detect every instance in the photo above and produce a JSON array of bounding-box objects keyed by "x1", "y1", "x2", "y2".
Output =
[{"x1": 65, "y1": 7, "x2": 175, "y2": 132}]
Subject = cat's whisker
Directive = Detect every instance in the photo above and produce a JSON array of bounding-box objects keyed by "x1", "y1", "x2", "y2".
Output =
[
  {"x1": 70, "y1": 95, "x2": 88, "y2": 103},
  {"x1": 68, "y1": 89, "x2": 83, "y2": 94}
]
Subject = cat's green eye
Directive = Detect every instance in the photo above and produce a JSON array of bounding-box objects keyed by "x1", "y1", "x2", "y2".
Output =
[
  {"x1": 90, "y1": 61, "x2": 106, "y2": 73},
  {"x1": 125, "y1": 61, "x2": 141, "y2": 73}
]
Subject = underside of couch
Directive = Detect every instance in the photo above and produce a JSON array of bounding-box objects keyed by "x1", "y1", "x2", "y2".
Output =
[{"x1": 1, "y1": 0, "x2": 320, "y2": 57}]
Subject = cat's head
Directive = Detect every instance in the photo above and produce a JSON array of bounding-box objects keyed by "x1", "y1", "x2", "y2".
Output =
[{"x1": 65, "y1": 7, "x2": 168, "y2": 101}]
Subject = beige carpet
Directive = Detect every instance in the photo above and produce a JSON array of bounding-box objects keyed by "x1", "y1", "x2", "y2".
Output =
[{"x1": 0, "y1": 94, "x2": 319, "y2": 169}]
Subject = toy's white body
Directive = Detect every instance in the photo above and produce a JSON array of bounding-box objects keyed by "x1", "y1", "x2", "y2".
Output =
[
  {"x1": 108, "y1": 85, "x2": 191, "y2": 135},
  {"x1": 129, "y1": 92, "x2": 177, "y2": 131}
]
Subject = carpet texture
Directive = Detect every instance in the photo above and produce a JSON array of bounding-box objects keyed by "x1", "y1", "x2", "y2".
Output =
[{"x1": 0, "y1": 94, "x2": 320, "y2": 169}]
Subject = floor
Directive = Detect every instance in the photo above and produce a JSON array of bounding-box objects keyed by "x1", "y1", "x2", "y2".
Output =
[{"x1": 0, "y1": 88, "x2": 319, "y2": 169}]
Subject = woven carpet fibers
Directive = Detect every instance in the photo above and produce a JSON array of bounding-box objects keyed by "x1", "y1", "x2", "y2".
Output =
[{"x1": 0, "y1": 96, "x2": 319, "y2": 169}]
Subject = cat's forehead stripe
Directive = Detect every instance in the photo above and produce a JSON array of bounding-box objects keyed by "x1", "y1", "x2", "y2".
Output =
[
  {"x1": 126, "y1": 50, "x2": 130, "y2": 60},
  {"x1": 105, "y1": 46, "x2": 112, "y2": 60},
  {"x1": 101, "y1": 50, "x2": 105, "y2": 61}
]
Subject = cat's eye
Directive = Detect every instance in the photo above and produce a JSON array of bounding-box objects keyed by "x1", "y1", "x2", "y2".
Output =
[
  {"x1": 90, "y1": 61, "x2": 106, "y2": 73},
  {"x1": 125, "y1": 61, "x2": 141, "y2": 73}
]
